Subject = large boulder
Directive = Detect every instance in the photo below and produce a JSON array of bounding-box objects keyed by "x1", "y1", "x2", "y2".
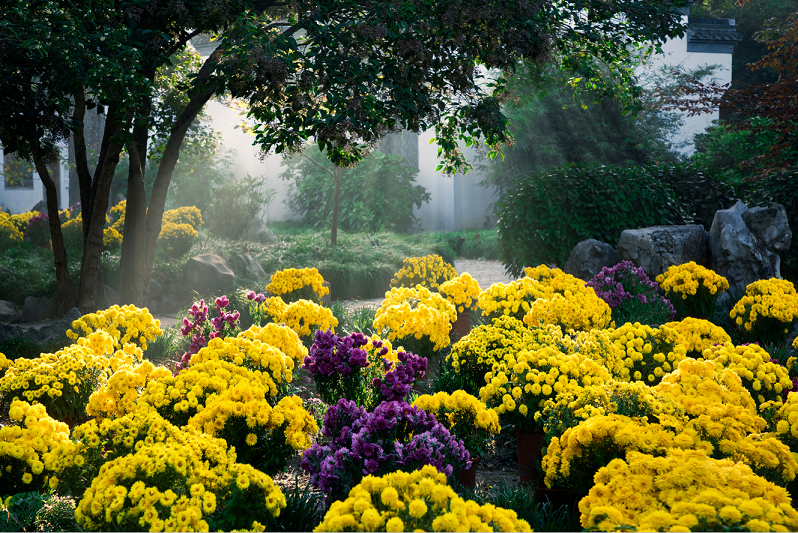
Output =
[
  {"x1": 227, "y1": 254, "x2": 267, "y2": 282},
  {"x1": 709, "y1": 201, "x2": 792, "y2": 295},
  {"x1": 0, "y1": 300, "x2": 20, "y2": 323},
  {"x1": 618, "y1": 225, "x2": 708, "y2": 279},
  {"x1": 563, "y1": 239, "x2": 621, "y2": 281},
  {"x1": 19, "y1": 296, "x2": 58, "y2": 323},
  {"x1": 28, "y1": 307, "x2": 83, "y2": 343},
  {"x1": 243, "y1": 218, "x2": 276, "y2": 244},
  {"x1": 183, "y1": 254, "x2": 236, "y2": 298}
]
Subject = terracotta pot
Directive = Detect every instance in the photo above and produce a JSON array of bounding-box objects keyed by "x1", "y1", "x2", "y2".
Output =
[
  {"x1": 458, "y1": 456, "x2": 481, "y2": 489},
  {"x1": 516, "y1": 429, "x2": 546, "y2": 484},
  {"x1": 535, "y1": 487, "x2": 586, "y2": 516},
  {"x1": 452, "y1": 312, "x2": 473, "y2": 341}
]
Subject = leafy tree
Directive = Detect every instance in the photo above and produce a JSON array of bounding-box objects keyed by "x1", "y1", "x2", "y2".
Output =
[{"x1": 0, "y1": 0, "x2": 691, "y2": 310}]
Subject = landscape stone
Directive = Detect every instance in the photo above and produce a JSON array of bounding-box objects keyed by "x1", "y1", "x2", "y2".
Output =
[
  {"x1": 33, "y1": 307, "x2": 82, "y2": 343},
  {"x1": 20, "y1": 295, "x2": 58, "y2": 323},
  {"x1": 563, "y1": 239, "x2": 621, "y2": 281},
  {"x1": 0, "y1": 300, "x2": 19, "y2": 323},
  {"x1": 709, "y1": 201, "x2": 792, "y2": 294},
  {"x1": 227, "y1": 254, "x2": 267, "y2": 282},
  {"x1": 0, "y1": 323, "x2": 23, "y2": 344},
  {"x1": 618, "y1": 225, "x2": 708, "y2": 279},
  {"x1": 183, "y1": 254, "x2": 236, "y2": 298},
  {"x1": 243, "y1": 218, "x2": 276, "y2": 244}
]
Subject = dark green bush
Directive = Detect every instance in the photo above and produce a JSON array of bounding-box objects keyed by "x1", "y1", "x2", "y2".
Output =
[
  {"x1": 746, "y1": 166, "x2": 798, "y2": 274},
  {"x1": 648, "y1": 161, "x2": 738, "y2": 230},
  {"x1": 281, "y1": 150, "x2": 430, "y2": 233},
  {"x1": 496, "y1": 163, "x2": 693, "y2": 277}
]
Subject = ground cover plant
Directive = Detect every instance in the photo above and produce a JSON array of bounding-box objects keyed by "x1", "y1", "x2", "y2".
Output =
[{"x1": 3, "y1": 259, "x2": 798, "y2": 532}]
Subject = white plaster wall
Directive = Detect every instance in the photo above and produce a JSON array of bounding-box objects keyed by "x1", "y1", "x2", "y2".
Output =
[
  {"x1": 638, "y1": 15, "x2": 733, "y2": 157},
  {"x1": 0, "y1": 145, "x2": 68, "y2": 214}
]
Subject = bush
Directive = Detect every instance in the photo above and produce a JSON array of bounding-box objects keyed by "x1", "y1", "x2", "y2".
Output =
[
  {"x1": 157, "y1": 222, "x2": 198, "y2": 258},
  {"x1": 281, "y1": 149, "x2": 430, "y2": 233},
  {"x1": 496, "y1": 163, "x2": 692, "y2": 277},
  {"x1": 648, "y1": 161, "x2": 738, "y2": 230},
  {"x1": 746, "y1": 166, "x2": 798, "y2": 274},
  {"x1": 206, "y1": 173, "x2": 275, "y2": 240}
]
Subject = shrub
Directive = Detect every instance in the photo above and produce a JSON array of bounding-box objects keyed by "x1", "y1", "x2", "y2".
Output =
[
  {"x1": 647, "y1": 161, "x2": 738, "y2": 230},
  {"x1": 23, "y1": 212, "x2": 50, "y2": 246},
  {"x1": 162, "y1": 205, "x2": 203, "y2": 229},
  {"x1": 157, "y1": 222, "x2": 198, "y2": 258},
  {"x1": 0, "y1": 214, "x2": 23, "y2": 249},
  {"x1": 281, "y1": 149, "x2": 430, "y2": 233},
  {"x1": 496, "y1": 163, "x2": 692, "y2": 276},
  {"x1": 206, "y1": 173, "x2": 275, "y2": 240},
  {"x1": 390, "y1": 254, "x2": 457, "y2": 291},
  {"x1": 587, "y1": 261, "x2": 675, "y2": 325}
]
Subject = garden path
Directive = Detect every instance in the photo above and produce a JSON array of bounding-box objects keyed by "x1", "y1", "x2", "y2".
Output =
[{"x1": 338, "y1": 258, "x2": 514, "y2": 310}]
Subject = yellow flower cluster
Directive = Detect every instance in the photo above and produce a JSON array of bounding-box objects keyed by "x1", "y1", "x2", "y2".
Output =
[
  {"x1": 75, "y1": 439, "x2": 286, "y2": 532},
  {"x1": 523, "y1": 264, "x2": 562, "y2": 282},
  {"x1": 110, "y1": 201, "x2": 126, "y2": 234},
  {"x1": 67, "y1": 304, "x2": 163, "y2": 350},
  {"x1": 480, "y1": 346, "x2": 611, "y2": 429},
  {"x1": 579, "y1": 449, "x2": 798, "y2": 532},
  {"x1": 315, "y1": 465, "x2": 531, "y2": 532},
  {"x1": 0, "y1": 335, "x2": 112, "y2": 421},
  {"x1": 260, "y1": 296, "x2": 288, "y2": 323},
  {"x1": 0, "y1": 352, "x2": 11, "y2": 380},
  {"x1": 606, "y1": 322, "x2": 687, "y2": 385},
  {"x1": 664, "y1": 317, "x2": 731, "y2": 358},
  {"x1": 158, "y1": 222, "x2": 198, "y2": 258},
  {"x1": 238, "y1": 323, "x2": 308, "y2": 364},
  {"x1": 86, "y1": 345, "x2": 172, "y2": 421},
  {"x1": 0, "y1": 213, "x2": 23, "y2": 243},
  {"x1": 279, "y1": 299, "x2": 338, "y2": 341},
  {"x1": 374, "y1": 286, "x2": 456, "y2": 352},
  {"x1": 477, "y1": 277, "x2": 547, "y2": 322},
  {"x1": 390, "y1": 254, "x2": 458, "y2": 291},
  {"x1": 1, "y1": 400, "x2": 71, "y2": 493},
  {"x1": 654, "y1": 359, "x2": 765, "y2": 445},
  {"x1": 412, "y1": 391, "x2": 500, "y2": 456},
  {"x1": 730, "y1": 278, "x2": 798, "y2": 342},
  {"x1": 523, "y1": 289, "x2": 613, "y2": 333},
  {"x1": 9, "y1": 210, "x2": 40, "y2": 232},
  {"x1": 189, "y1": 392, "x2": 318, "y2": 451},
  {"x1": 188, "y1": 335, "x2": 294, "y2": 383},
  {"x1": 447, "y1": 315, "x2": 531, "y2": 380},
  {"x1": 539, "y1": 380, "x2": 680, "y2": 441},
  {"x1": 702, "y1": 342, "x2": 792, "y2": 406},
  {"x1": 163, "y1": 206, "x2": 204, "y2": 229},
  {"x1": 774, "y1": 393, "x2": 798, "y2": 449},
  {"x1": 656, "y1": 261, "x2": 729, "y2": 298},
  {"x1": 102, "y1": 227, "x2": 123, "y2": 251},
  {"x1": 266, "y1": 267, "x2": 329, "y2": 303},
  {"x1": 438, "y1": 273, "x2": 482, "y2": 315},
  {"x1": 138, "y1": 359, "x2": 275, "y2": 426},
  {"x1": 542, "y1": 414, "x2": 708, "y2": 490}
]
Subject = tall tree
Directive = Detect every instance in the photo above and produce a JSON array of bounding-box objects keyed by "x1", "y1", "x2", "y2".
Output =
[{"x1": 1, "y1": 0, "x2": 690, "y2": 311}]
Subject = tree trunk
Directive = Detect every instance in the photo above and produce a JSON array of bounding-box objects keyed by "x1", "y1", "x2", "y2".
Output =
[
  {"x1": 33, "y1": 156, "x2": 78, "y2": 310},
  {"x1": 330, "y1": 166, "x2": 343, "y2": 246},
  {"x1": 77, "y1": 117, "x2": 125, "y2": 313},
  {"x1": 118, "y1": 140, "x2": 149, "y2": 306}
]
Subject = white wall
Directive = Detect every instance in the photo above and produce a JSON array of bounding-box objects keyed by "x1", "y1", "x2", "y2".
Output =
[
  {"x1": 638, "y1": 15, "x2": 733, "y2": 157},
  {"x1": 0, "y1": 145, "x2": 68, "y2": 214}
]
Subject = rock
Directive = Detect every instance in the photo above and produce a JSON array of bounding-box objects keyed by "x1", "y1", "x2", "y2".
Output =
[
  {"x1": 563, "y1": 239, "x2": 621, "y2": 281},
  {"x1": 227, "y1": 254, "x2": 267, "y2": 282},
  {"x1": 20, "y1": 296, "x2": 58, "y2": 323},
  {"x1": 709, "y1": 201, "x2": 792, "y2": 294},
  {"x1": 741, "y1": 203, "x2": 792, "y2": 252},
  {"x1": 31, "y1": 199, "x2": 47, "y2": 213},
  {"x1": 618, "y1": 225, "x2": 708, "y2": 279},
  {"x1": 0, "y1": 300, "x2": 20, "y2": 323},
  {"x1": 183, "y1": 254, "x2": 236, "y2": 298},
  {"x1": 0, "y1": 323, "x2": 23, "y2": 344},
  {"x1": 243, "y1": 218, "x2": 276, "y2": 244},
  {"x1": 33, "y1": 307, "x2": 82, "y2": 343}
]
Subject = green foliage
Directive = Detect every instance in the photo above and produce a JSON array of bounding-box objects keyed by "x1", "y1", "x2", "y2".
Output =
[
  {"x1": 647, "y1": 161, "x2": 738, "y2": 230},
  {"x1": 483, "y1": 63, "x2": 684, "y2": 196},
  {"x1": 0, "y1": 492, "x2": 45, "y2": 532},
  {"x1": 32, "y1": 495, "x2": 80, "y2": 533},
  {"x1": 0, "y1": 336, "x2": 71, "y2": 362},
  {"x1": 281, "y1": 150, "x2": 429, "y2": 234},
  {"x1": 691, "y1": 118, "x2": 794, "y2": 188},
  {"x1": 143, "y1": 325, "x2": 187, "y2": 369},
  {"x1": 263, "y1": 478, "x2": 326, "y2": 532},
  {"x1": 496, "y1": 164, "x2": 692, "y2": 277},
  {"x1": 746, "y1": 167, "x2": 798, "y2": 271},
  {"x1": 331, "y1": 302, "x2": 378, "y2": 336},
  {"x1": 425, "y1": 353, "x2": 482, "y2": 397}
]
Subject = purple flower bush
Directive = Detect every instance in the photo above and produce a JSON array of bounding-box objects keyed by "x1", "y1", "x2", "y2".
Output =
[
  {"x1": 301, "y1": 399, "x2": 470, "y2": 500},
  {"x1": 176, "y1": 296, "x2": 241, "y2": 370},
  {"x1": 587, "y1": 261, "x2": 675, "y2": 326},
  {"x1": 303, "y1": 330, "x2": 427, "y2": 409}
]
